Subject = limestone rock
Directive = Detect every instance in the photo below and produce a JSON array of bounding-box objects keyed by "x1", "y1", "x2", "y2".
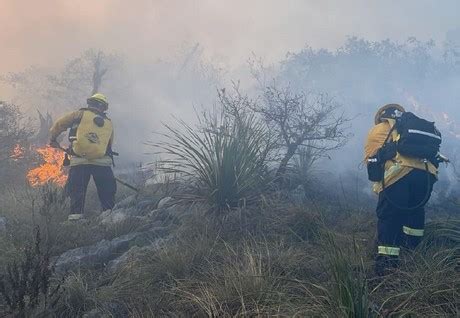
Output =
[{"x1": 54, "y1": 227, "x2": 168, "y2": 275}]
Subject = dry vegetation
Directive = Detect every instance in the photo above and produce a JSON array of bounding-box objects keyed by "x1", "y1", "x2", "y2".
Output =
[
  {"x1": 1, "y1": 39, "x2": 460, "y2": 316},
  {"x1": 1, "y1": 188, "x2": 457, "y2": 317},
  {"x1": 0, "y1": 88, "x2": 458, "y2": 317}
]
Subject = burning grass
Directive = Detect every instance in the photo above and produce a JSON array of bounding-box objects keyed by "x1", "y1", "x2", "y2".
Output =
[{"x1": 26, "y1": 146, "x2": 67, "y2": 187}]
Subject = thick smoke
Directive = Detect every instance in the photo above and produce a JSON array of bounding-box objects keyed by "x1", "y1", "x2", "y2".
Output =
[
  {"x1": 267, "y1": 36, "x2": 460, "y2": 203},
  {"x1": 1, "y1": 1, "x2": 460, "y2": 202},
  {"x1": 1, "y1": 0, "x2": 460, "y2": 75}
]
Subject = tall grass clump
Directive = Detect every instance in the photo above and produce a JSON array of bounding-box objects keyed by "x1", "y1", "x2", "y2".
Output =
[
  {"x1": 423, "y1": 219, "x2": 460, "y2": 246},
  {"x1": 51, "y1": 271, "x2": 104, "y2": 317},
  {"x1": 173, "y1": 239, "x2": 306, "y2": 316},
  {"x1": 157, "y1": 88, "x2": 273, "y2": 211},
  {"x1": 376, "y1": 246, "x2": 459, "y2": 316},
  {"x1": 321, "y1": 232, "x2": 376, "y2": 318}
]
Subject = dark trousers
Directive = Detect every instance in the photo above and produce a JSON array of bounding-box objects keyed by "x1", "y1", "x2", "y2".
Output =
[
  {"x1": 66, "y1": 165, "x2": 117, "y2": 215},
  {"x1": 375, "y1": 169, "x2": 435, "y2": 275}
]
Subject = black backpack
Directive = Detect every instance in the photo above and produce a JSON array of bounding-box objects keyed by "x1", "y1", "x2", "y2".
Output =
[
  {"x1": 395, "y1": 112, "x2": 442, "y2": 163},
  {"x1": 366, "y1": 112, "x2": 442, "y2": 182}
]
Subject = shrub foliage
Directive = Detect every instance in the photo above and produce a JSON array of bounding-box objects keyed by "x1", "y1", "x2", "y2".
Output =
[{"x1": 157, "y1": 88, "x2": 273, "y2": 210}]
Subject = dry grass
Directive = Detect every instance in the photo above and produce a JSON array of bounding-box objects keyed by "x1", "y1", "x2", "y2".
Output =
[
  {"x1": 373, "y1": 248, "x2": 459, "y2": 316},
  {"x1": 0, "y1": 180, "x2": 458, "y2": 317},
  {"x1": 98, "y1": 201, "x2": 459, "y2": 317}
]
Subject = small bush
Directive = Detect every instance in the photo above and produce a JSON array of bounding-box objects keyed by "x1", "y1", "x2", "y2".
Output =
[
  {"x1": 0, "y1": 228, "x2": 60, "y2": 317},
  {"x1": 157, "y1": 89, "x2": 273, "y2": 211}
]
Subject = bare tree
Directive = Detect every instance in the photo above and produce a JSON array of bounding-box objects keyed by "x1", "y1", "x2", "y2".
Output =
[
  {"x1": 47, "y1": 49, "x2": 117, "y2": 108},
  {"x1": 34, "y1": 110, "x2": 53, "y2": 145},
  {"x1": 252, "y1": 83, "x2": 350, "y2": 182},
  {"x1": 2, "y1": 50, "x2": 118, "y2": 147},
  {"x1": 91, "y1": 51, "x2": 109, "y2": 94},
  {"x1": 2, "y1": 49, "x2": 120, "y2": 116}
]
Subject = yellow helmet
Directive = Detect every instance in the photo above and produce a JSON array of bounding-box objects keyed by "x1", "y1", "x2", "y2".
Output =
[
  {"x1": 374, "y1": 104, "x2": 405, "y2": 125},
  {"x1": 87, "y1": 93, "x2": 108, "y2": 109}
]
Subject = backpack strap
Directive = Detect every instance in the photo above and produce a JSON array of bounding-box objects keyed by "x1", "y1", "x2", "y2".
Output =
[
  {"x1": 83, "y1": 107, "x2": 110, "y2": 120},
  {"x1": 382, "y1": 119, "x2": 398, "y2": 145},
  {"x1": 68, "y1": 110, "x2": 85, "y2": 143}
]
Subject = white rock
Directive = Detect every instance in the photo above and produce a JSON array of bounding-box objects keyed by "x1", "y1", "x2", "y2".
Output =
[{"x1": 100, "y1": 209, "x2": 128, "y2": 226}]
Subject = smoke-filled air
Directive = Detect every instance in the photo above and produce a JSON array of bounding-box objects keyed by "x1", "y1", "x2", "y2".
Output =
[{"x1": 1, "y1": 1, "x2": 459, "y2": 316}]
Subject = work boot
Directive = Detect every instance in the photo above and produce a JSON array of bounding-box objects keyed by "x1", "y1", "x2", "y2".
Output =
[
  {"x1": 68, "y1": 214, "x2": 84, "y2": 221},
  {"x1": 375, "y1": 255, "x2": 399, "y2": 276}
]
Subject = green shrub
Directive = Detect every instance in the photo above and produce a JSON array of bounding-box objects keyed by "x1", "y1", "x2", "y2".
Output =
[{"x1": 157, "y1": 90, "x2": 273, "y2": 211}]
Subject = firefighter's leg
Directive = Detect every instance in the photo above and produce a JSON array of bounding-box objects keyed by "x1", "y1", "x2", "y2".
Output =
[
  {"x1": 375, "y1": 216, "x2": 403, "y2": 275},
  {"x1": 402, "y1": 170, "x2": 435, "y2": 249},
  {"x1": 402, "y1": 210, "x2": 425, "y2": 249},
  {"x1": 375, "y1": 177, "x2": 409, "y2": 276},
  {"x1": 67, "y1": 165, "x2": 91, "y2": 214},
  {"x1": 92, "y1": 166, "x2": 117, "y2": 211}
]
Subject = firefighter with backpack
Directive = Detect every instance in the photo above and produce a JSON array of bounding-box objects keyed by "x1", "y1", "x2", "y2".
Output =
[
  {"x1": 49, "y1": 93, "x2": 116, "y2": 221},
  {"x1": 364, "y1": 104, "x2": 443, "y2": 276}
]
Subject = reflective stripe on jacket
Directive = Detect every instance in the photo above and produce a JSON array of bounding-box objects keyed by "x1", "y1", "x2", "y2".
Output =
[{"x1": 364, "y1": 119, "x2": 438, "y2": 194}]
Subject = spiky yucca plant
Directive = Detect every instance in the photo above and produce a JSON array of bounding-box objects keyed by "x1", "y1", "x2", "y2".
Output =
[{"x1": 157, "y1": 91, "x2": 273, "y2": 211}]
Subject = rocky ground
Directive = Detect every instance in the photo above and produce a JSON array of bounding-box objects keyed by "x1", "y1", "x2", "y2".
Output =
[{"x1": 0, "y1": 180, "x2": 458, "y2": 317}]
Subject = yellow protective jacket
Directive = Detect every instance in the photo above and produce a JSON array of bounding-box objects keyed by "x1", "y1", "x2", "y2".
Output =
[
  {"x1": 50, "y1": 108, "x2": 114, "y2": 167},
  {"x1": 364, "y1": 119, "x2": 438, "y2": 193}
]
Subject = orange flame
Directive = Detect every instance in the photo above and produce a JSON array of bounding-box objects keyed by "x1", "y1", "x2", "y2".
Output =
[
  {"x1": 10, "y1": 144, "x2": 25, "y2": 161},
  {"x1": 27, "y1": 146, "x2": 68, "y2": 187}
]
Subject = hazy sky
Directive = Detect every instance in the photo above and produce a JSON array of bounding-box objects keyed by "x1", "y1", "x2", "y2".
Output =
[
  {"x1": 1, "y1": 0, "x2": 460, "y2": 170},
  {"x1": 1, "y1": 0, "x2": 460, "y2": 76}
]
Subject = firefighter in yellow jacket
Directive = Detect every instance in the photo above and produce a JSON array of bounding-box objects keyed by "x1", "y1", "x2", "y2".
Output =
[
  {"x1": 364, "y1": 104, "x2": 438, "y2": 275},
  {"x1": 49, "y1": 93, "x2": 116, "y2": 220}
]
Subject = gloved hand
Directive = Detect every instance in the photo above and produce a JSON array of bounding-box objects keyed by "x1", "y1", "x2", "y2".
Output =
[{"x1": 49, "y1": 140, "x2": 61, "y2": 149}]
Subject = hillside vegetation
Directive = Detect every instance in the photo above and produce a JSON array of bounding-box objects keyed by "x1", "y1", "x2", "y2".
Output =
[
  {"x1": 1, "y1": 37, "x2": 459, "y2": 317},
  {"x1": 0, "y1": 89, "x2": 458, "y2": 317}
]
